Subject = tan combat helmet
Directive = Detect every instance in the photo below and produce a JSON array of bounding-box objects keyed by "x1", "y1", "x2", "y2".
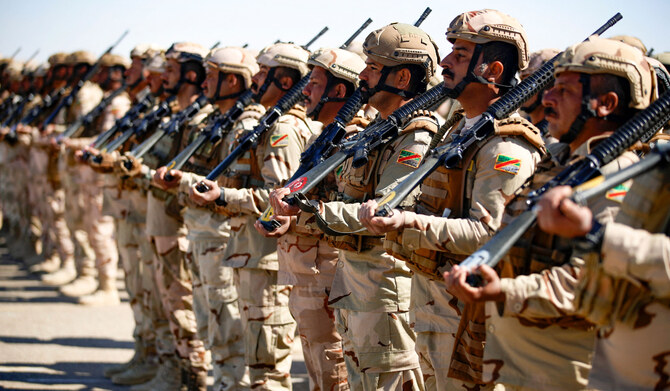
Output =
[
  {"x1": 445, "y1": 9, "x2": 529, "y2": 97},
  {"x1": 362, "y1": 22, "x2": 439, "y2": 98},
  {"x1": 130, "y1": 43, "x2": 163, "y2": 62},
  {"x1": 653, "y1": 52, "x2": 670, "y2": 71},
  {"x1": 343, "y1": 41, "x2": 366, "y2": 60},
  {"x1": 205, "y1": 46, "x2": 259, "y2": 90},
  {"x1": 4, "y1": 61, "x2": 24, "y2": 83},
  {"x1": 165, "y1": 42, "x2": 208, "y2": 92},
  {"x1": 48, "y1": 52, "x2": 69, "y2": 67},
  {"x1": 306, "y1": 48, "x2": 366, "y2": 119},
  {"x1": 145, "y1": 51, "x2": 166, "y2": 74},
  {"x1": 646, "y1": 56, "x2": 670, "y2": 99},
  {"x1": 256, "y1": 42, "x2": 310, "y2": 76},
  {"x1": 33, "y1": 62, "x2": 49, "y2": 78},
  {"x1": 100, "y1": 53, "x2": 131, "y2": 70},
  {"x1": 67, "y1": 50, "x2": 96, "y2": 66},
  {"x1": 553, "y1": 36, "x2": 654, "y2": 143},
  {"x1": 609, "y1": 35, "x2": 648, "y2": 55}
]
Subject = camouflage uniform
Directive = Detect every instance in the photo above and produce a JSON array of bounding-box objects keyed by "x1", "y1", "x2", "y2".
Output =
[
  {"x1": 177, "y1": 102, "x2": 264, "y2": 390},
  {"x1": 213, "y1": 102, "x2": 316, "y2": 390},
  {"x1": 384, "y1": 113, "x2": 543, "y2": 390},
  {"x1": 572, "y1": 165, "x2": 670, "y2": 390}
]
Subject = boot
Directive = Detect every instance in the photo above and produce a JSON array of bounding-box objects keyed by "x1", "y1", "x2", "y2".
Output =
[
  {"x1": 130, "y1": 355, "x2": 181, "y2": 391},
  {"x1": 78, "y1": 275, "x2": 119, "y2": 305},
  {"x1": 59, "y1": 275, "x2": 97, "y2": 297},
  {"x1": 41, "y1": 261, "x2": 76, "y2": 286},
  {"x1": 104, "y1": 341, "x2": 142, "y2": 378},
  {"x1": 111, "y1": 358, "x2": 158, "y2": 385},
  {"x1": 29, "y1": 254, "x2": 61, "y2": 274}
]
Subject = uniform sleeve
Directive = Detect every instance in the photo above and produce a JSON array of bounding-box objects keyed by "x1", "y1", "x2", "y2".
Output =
[
  {"x1": 601, "y1": 222, "x2": 670, "y2": 298},
  {"x1": 400, "y1": 137, "x2": 540, "y2": 254},
  {"x1": 302, "y1": 130, "x2": 432, "y2": 236},
  {"x1": 221, "y1": 117, "x2": 309, "y2": 216},
  {"x1": 500, "y1": 260, "x2": 583, "y2": 318}
]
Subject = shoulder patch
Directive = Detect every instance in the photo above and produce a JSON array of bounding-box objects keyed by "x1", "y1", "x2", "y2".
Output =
[
  {"x1": 397, "y1": 149, "x2": 423, "y2": 168},
  {"x1": 605, "y1": 184, "x2": 629, "y2": 203},
  {"x1": 494, "y1": 154, "x2": 521, "y2": 175},
  {"x1": 270, "y1": 134, "x2": 289, "y2": 148}
]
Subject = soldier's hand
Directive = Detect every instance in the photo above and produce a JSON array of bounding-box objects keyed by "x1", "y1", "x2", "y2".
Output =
[
  {"x1": 114, "y1": 154, "x2": 143, "y2": 178},
  {"x1": 443, "y1": 264, "x2": 505, "y2": 303},
  {"x1": 254, "y1": 216, "x2": 293, "y2": 237},
  {"x1": 358, "y1": 199, "x2": 404, "y2": 235},
  {"x1": 153, "y1": 166, "x2": 180, "y2": 190},
  {"x1": 536, "y1": 186, "x2": 592, "y2": 238},
  {"x1": 270, "y1": 188, "x2": 300, "y2": 217},
  {"x1": 189, "y1": 179, "x2": 220, "y2": 206}
]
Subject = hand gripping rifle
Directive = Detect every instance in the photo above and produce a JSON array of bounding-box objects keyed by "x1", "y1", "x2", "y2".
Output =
[
  {"x1": 258, "y1": 87, "x2": 367, "y2": 230},
  {"x1": 94, "y1": 95, "x2": 177, "y2": 159},
  {"x1": 460, "y1": 89, "x2": 670, "y2": 285},
  {"x1": 163, "y1": 89, "x2": 256, "y2": 181},
  {"x1": 269, "y1": 84, "x2": 450, "y2": 223},
  {"x1": 194, "y1": 74, "x2": 311, "y2": 192},
  {"x1": 123, "y1": 94, "x2": 209, "y2": 162},
  {"x1": 56, "y1": 83, "x2": 127, "y2": 142},
  {"x1": 373, "y1": 13, "x2": 623, "y2": 217},
  {"x1": 41, "y1": 30, "x2": 129, "y2": 129}
]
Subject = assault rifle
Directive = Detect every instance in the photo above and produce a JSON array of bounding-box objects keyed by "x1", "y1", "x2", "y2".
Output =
[
  {"x1": 163, "y1": 89, "x2": 255, "y2": 180},
  {"x1": 124, "y1": 94, "x2": 209, "y2": 161},
  {"x1": 270, "y1": 84, "x2": 450, "y2": 219},
  {"x1": 303, "y1": 27, "x2": 329, "y2": 50},
  {"x1": 460, "y1": 90, "x2": 670, "y2": 285},
  {"x1": 414, "y1": 7, "x2": 432, "y2": 26},
  {"x1": 56, "y1": 83, "x2": 127, "y2": 142},
  {"x1": 373, "y1": 13, "x2": 623, "y2": 217},
  {"x1": 194, "y1": 74, "x2": 311, "y2": 192},
  {"x1": 41, "y1": 30, "x2": 129, "y2": 129},
  {"x1": 340, "y1": 18, "x2": 373, "y2": 49},
  {"x1": 95, "y1": 95, "x2": 177, "y2": 159},
  {"x1": 80, "y1": 87, "x2": 154, "y2": 161}
]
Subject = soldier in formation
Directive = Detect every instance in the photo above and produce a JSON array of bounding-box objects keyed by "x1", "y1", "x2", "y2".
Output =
[{"x1": 0, "y1": 7, "x2": 668, "y2": 391}]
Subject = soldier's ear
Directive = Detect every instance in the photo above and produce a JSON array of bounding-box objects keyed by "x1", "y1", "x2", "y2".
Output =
[
  {"x1": 184, "y1": 69, "x2": 198, "y2": 83},
  {"x1": 485, "y1": 61, "x2": 504, "y2": 83},
  {"x1": 332, "y1": 83, "x2": 347, "y2": 98},
  {"x1": 279, "y1": 75, "x2": 294, "y2": 91},
  {"x1": 226, "y1": 73, "x2": 239, "y2": 87},
  {"x1": 395, "y1": 67, "x2": 412, "y2": 90},
  {"x1": 595, "y1": 91, "x2": 619, "y2": 118}
]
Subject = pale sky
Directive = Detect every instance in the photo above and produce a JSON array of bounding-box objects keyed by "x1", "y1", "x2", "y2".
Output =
[{"x1": 1, "y1": 0, "x2": 668, "y2": 65}]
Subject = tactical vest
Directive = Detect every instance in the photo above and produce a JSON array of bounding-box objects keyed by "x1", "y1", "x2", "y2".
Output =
[
  {"x1": 385, "y1": 115, "x2": 545, "y2": 279},
  {"x1": 179, "y1": 110, "x2": 222, "y2": 176},
  {"x1": 326, "y1": 112, "x2": 439, "y2": 252},
  {"x1": 219, "y1": 105, "x2": 300, "y2": 190}
]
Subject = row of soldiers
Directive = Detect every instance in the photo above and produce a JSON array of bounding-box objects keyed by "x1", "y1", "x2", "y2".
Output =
[{"x1": 1, "y1": 7, "x2": 669, "y2": 391}]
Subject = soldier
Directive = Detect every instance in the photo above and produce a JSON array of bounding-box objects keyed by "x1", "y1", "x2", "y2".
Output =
[
  {"x1": 357, "y1": 10, "x2": 543, "y2": 390},
  {"x1": 442, "y1": 37, "x2": 655, "y2": 389},
  {"x1": 520, "y1": 49, "x2": 560, "y2": 144},
  {"x1": 153, "y1": 46, "x2": 262, "y2": 391},
  {"x1": 189, "y1": 42, "x2": 314, "y2": 390},
  {"x1": 130, "y1": 41, "x2": 210, "y2": 391},
  {"x1": 257, "y1": 47, "x2": 367, "y2": 390},
  {"x1": 272, "y1": 23, "x2": 441, "y2": 390},
  {"x1": 534, "y1": 163, "x2": 670, "y2": 390}
]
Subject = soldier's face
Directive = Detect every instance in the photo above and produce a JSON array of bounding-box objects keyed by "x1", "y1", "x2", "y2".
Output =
[
  {"x1": 148, "y1": 72, "x2": 163, "y2": 94},
  {"x1": 162, "y1": 59, "x2": 181, "y2": 90},
  {"x1": 542, "y1": 72, "x2": 584, "y2": 139},
  {"x1": 303, "y1": 66, "x2": 329, "y2": 115},
  {"x1": 202, "y1": 67, "x2": 219, "y2": 99},
  {"x1": 125, "y1": 57, "x2": 144, "y2": 86},
  {"x1": 251, "y1": 64, "x2": 269, "y2": 95},
  {"x1": 440, "y1": 39, "x2": 480, "y2": 89},
  {"x1": 359, "y1": 58, "x2": 383, "y2": 92}
]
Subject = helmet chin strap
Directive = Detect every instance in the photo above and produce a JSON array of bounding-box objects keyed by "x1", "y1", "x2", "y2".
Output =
[
  {"x1": 363, "y1": 64, "x2": 420, "y2": 101},
  {"x1": 446, "y1": 44, "x2": 516, "y2": 99},
  {"x1": 165, "y1": 63, "x2": 202, "y2": 95},
  {"x1": 210, "y1": 70, "x2": 243, "y2": 103},
  {"x1": 253, "y1": 67, "x2": 276, "y2": 103},
  {"x1": 559, "y1": 74, "x2": 597, "y2": 144},
  {"x1": 308, "y1": 72, "x2": 347, "y2": 120}
]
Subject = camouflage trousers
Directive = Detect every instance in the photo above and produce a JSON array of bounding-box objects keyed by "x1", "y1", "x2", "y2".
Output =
[
  {"x1": 416, "y1": 332, "x2": 496, "y2": 391},
  {"x1": 335, "y1": 308, "x2": 424, "y2": 391},
  {"x1": 188, "y1": 237, "x2": 247, "y2": 391},
  {"x1": 117, "y1": 219, "x2": 157, "y2": 358},
  {"x1": 44, "y1": 187, "x2": 75, "y2": 263},
  {"x1": 235, "y1": 268, "x2": 296, "y2": 391},
  {"x1": 289, "y1": 284, "x2": 348, "y2": 391},
  {"x1": 152, "y1": 235, "x2": 207, "y2": 369}
]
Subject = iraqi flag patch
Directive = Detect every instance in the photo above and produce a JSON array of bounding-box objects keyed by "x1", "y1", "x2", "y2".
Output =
[
  {"x1": 397, "y1": 149, "x2": 423, "y2": 168},
  {"x1": 494, "y1": 154, "x2": 521, "y2": 175},
  {"x1": 270, "y1": 134, "x2": 289, "y2": 147},
  {"x1": 605, "y1": 184, "x2": 629, "y2": 203}
]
